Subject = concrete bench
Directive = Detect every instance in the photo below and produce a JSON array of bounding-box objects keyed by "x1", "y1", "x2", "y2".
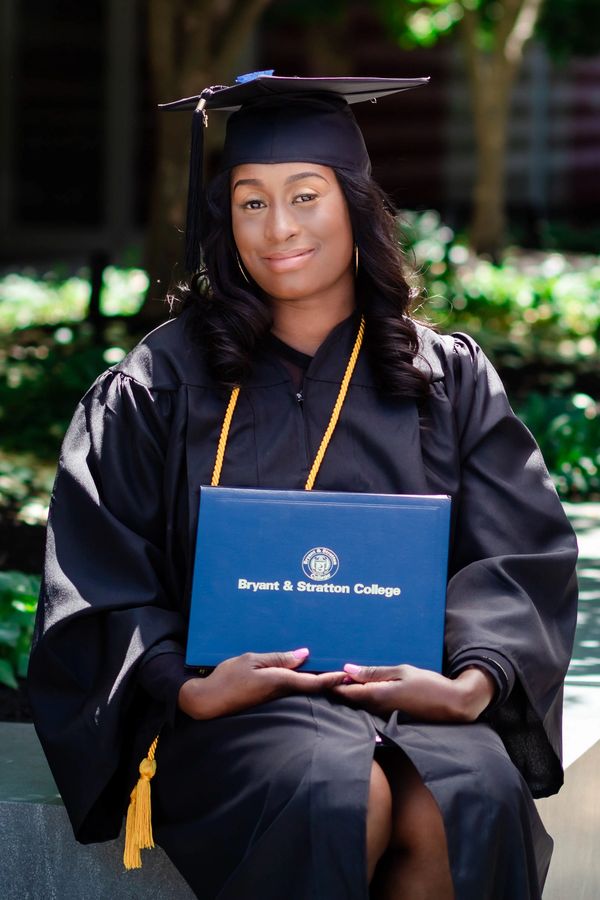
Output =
[
  {"x1": 0, "y1": 723, "x2": 195, "y2": 900},
  {"x1": 536, "y1": 738, "x2": 600, "y2": 900}
]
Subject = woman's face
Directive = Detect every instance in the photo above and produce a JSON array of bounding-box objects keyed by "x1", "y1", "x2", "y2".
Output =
[{"x1": 230, "y1": 162, "x2": 354, "y2": 305}]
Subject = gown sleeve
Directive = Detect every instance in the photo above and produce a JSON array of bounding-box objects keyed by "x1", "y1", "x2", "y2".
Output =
[
  {"x1": 28, "y1": 368, "x2": 188, "y2": 842},
  {"x1": 440, "y1": 334, "x2": 578, "y2": 796}
]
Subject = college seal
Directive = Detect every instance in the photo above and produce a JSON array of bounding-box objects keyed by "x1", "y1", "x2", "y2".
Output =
[{"x1": 301, "y1": 547, "x2": 340, "y2": 581}]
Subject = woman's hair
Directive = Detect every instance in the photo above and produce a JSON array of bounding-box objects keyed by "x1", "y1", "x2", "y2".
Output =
[{"x1": 170, "y1": 168, "x2": 430, "y2": 399}]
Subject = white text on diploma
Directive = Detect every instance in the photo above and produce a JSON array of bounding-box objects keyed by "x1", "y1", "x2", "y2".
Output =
[{"x1": 237, "y1": 578, "x2": 401, "y2": 597}]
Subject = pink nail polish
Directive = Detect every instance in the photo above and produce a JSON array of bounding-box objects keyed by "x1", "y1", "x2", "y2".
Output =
[
  {"x1": 292, "y1": 647, "x2": 310, "y2": 659},
  {"x1": 344, "y1": 663, "x2": 361, "y2": 675}
]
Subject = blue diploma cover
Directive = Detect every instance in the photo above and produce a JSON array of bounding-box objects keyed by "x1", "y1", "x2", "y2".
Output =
[{"x1": 186, "y1": 487, "x2": 451, "y2": 672}]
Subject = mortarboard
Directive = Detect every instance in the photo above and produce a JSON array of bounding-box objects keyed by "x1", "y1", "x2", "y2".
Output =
[{"x1": 160, "y1": 72, "x2": 430, "y2": 273}]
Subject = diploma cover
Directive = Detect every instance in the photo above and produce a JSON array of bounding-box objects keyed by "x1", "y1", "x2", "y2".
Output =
[{"x1": 186, "y1": 487, "x2": 451, "y2": 673}]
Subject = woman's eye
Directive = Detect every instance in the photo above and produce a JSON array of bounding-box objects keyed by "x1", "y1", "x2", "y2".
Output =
[
  {"x1": 242, "y1": 199, "x2": 265, "y2": 210},
  {"x1": 294, "y1": 193, "x2": 317, "y2": 204}
]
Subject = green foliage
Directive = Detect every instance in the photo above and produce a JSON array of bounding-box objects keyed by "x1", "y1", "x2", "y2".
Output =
[
  {"x1": 537, "y1": 0, "x2": 600, "y2": 62},
  {"x1": 0, "y1": 337, "x2": 110, "y2": 458},
  {"x1": 0, "y1": 267, "x2": 148, "y2": 467},
  {"x1": 0, "y1": 452, "x2": 56, "y2": 526},
  {"x1": 0, "y1": 571, "x2": 39, "y2": 689},
  {"x1": 0, "y1": 321, "x2": 137, "y2": 459},
  {"x1": 375, "y1": 0, "x2": 501, "y2": 49},
  {"x1": 400, "y1": 210, "x2": 600, "y2": 383},
  {"x1": 0, "y1": 276, "x2": 142, "y2": 538},
  {"x1": 0, "y1": 267, "x2": 148, "y2": 332},
  {"x1": 399, "y1": 209, "x2": 600, "y2": 499},
  {"x1": 0, "y1": 274, "x2": 89, "y2": 330},
  {"x1": 376, "y1": 0, "x2": 600, "y2": 62},
  {"x1": 517, "y1": 393, "x2": 600, "y2": 499}
]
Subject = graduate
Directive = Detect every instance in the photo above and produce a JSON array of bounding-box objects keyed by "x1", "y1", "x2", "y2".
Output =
[{"x1": 29, "y1": 74, "x2": 578, "y2": 899}]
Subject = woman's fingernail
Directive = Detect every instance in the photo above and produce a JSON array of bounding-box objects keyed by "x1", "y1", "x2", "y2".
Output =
[
  {"x1": 344, "y1": 663, "x2": 361, "y2": 675},
  {"x1": 342, "y1": 675, "x2": 353, "y2": 684},
  {"x1": 292, "y1": 647, "x2": 310, "y2": 659}
]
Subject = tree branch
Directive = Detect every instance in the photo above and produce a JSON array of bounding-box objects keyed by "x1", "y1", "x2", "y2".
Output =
[
  {"x1": 494, "y1": 0, "x2": 526, "y2": 52},
  {"x1": 504, "y1": 0, "x2": 545, "y2": 66},
  {"x1": 494, "y1": 0, "x2": 544, "y2": 65}
]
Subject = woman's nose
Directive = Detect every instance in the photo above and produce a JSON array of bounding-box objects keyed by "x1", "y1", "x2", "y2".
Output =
[{"x1": 264, "y1": 202, "x2": 299, "y2": 243}]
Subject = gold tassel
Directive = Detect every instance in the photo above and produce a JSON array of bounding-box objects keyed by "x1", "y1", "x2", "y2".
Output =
[{"x1": 123, "y1": 737, "x2": 158, "y2": 870}]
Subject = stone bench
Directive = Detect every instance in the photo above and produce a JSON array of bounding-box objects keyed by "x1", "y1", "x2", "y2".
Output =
[
  {"x1": 0, "y1": 723, "x2": 195, "y2": 900},
  {"x1": 535, "y1": 738, "x2": 600, "y2": 900}
]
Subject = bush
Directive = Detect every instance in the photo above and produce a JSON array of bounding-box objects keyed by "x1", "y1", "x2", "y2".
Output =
[
  {"x1": 0, "y1": 571, "x2": 39, "y2": 689},
  {"x1": 0, "y1": 452, "x2": 55, "y2": 526},
  {"x1": 400, "y1": 210, "x2": 600, "y2": 385},
  {"x1": 517, "y1": 393, "x2": 600, "y2": 500},
  {"x1": 0, "y1": 267, "x2": 148, "y2": 331},
  {"x1": 0, "y1": 322, "x2": 137, "y2": 459}
]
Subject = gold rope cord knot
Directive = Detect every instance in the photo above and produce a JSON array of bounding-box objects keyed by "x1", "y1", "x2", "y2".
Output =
[
  {"x1": 123, "y1": 736, "x2": 158, "y2": 869},
  {"x1": 138, "y1": 757, "x2": 157, "y2": 780}
]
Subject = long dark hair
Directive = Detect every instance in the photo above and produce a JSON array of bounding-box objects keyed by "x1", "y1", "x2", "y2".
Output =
[{"x1": 171, "y1": 168, "x2": 430, "y2": 399}]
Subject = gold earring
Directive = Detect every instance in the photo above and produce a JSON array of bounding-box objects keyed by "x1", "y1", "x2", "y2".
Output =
[
  {"x1": 236, "y1": 251, "x2": 250, "y2": 285},
  {"x1": 354, "y1": 244, "x2": 359, "y2": 277}
]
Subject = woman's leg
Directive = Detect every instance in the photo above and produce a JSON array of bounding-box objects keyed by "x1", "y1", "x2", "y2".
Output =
[
  {"x1": 366, "y1": 760, "x2": 393, "y2": 881},
  {"x1": 370, "y1": 748, "x2": 454, "y2": 900},
  {"x1": 370, "y1": 721, "x2": 551, "y2": 900}
]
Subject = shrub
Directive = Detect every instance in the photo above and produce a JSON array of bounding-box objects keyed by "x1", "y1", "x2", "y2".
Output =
[
  {"x1": 0, "y1": 571, "x2": 39, "y2": 689},
  {"x1": 517, "y1": 393, "x2": 600, "y2": 500},
  {"x1": 399, "y1": 210, "x2": 600, "y2": 381},
  {"x1": 0, "y1": 267, "x2": 148, "y2": 331},
  {"x1": 0, "y1": 323, "x2": 137, "y2": 459}
]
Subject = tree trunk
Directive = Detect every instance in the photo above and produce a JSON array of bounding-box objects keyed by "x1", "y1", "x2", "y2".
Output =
[
  {"x1": 468, "y1": 64, "x2": 514, "y2": 258},
  {"x1": 459, "y1": 0, "x2": 546, "y2": 258}
]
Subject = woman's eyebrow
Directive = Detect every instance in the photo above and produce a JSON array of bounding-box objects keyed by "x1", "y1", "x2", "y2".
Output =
[
  {"x1": 285, "y1": 171, "x2": 328, "y2": 185},
  {"x1": 232, "y1": 171, "x2": 328, "y2": 192},
  {"x1": 232, "y1": 177, "x2": 262, "y2": 192}
]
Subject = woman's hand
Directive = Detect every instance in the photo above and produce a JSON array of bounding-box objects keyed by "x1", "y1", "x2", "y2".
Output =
[
  {"x1": 329, "y1": 663, "x2": 496, "y2": 723},
  {"x1": 178, "y1": 648, "x2": 346, "y2": 720}
]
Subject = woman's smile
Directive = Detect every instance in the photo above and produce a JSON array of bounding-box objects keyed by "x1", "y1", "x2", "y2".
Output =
[{"x1": 261, "y1": 247, "x2": 316, "y2": 272}]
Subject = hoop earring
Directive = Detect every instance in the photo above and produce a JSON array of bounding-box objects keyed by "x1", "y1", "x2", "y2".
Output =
[
  {"x1": 236, "y1": 251, "x2": 250, "y2": 285},
  {"x1": 354, "y1": 243, "x2": 359, "y2": 277}
]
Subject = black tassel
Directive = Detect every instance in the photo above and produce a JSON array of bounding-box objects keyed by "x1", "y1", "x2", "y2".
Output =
[{"x1": 185, "y1": 94, "x2": 209, "y2": 273}]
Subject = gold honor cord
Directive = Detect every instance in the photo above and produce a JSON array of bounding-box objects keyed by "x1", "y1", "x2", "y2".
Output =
[
  {"x1": 211, "y1": 385, "x2": 241, "y2": 487},
  {"x1": 305, "y1": 315, "x2": 365, "y2": 490},
  {"x1": 124, "y1": 315, "x2": 365, "y2": 870}
]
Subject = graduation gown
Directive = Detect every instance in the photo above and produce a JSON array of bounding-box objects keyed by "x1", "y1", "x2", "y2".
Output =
[{"x1": 28, "y1": 308, "x2": 578, "y2": 899}]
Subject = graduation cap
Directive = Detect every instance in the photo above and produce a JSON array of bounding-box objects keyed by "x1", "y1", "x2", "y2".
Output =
[{"x1": 160, "y1": 72, "x2": 430, "y2": 272}]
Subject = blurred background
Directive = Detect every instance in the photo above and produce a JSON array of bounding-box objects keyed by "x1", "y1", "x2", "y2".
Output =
[{"x1": 0, "y1": 1, "x2": 599, "y2": 704}]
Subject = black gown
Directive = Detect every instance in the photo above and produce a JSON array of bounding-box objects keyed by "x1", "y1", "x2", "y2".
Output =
[{"x1": 28, "y1": 308, "x2": 578, "y2": 899}]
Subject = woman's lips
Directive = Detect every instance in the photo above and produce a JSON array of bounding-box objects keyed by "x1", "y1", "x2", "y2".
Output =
[{"x1": 262, "y1": 248, "x2": 315, "y2": 272}]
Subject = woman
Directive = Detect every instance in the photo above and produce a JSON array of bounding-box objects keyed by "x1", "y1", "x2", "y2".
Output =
[{"x1": 29, "y1": 75, "x2": 578, "y2": 899}]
